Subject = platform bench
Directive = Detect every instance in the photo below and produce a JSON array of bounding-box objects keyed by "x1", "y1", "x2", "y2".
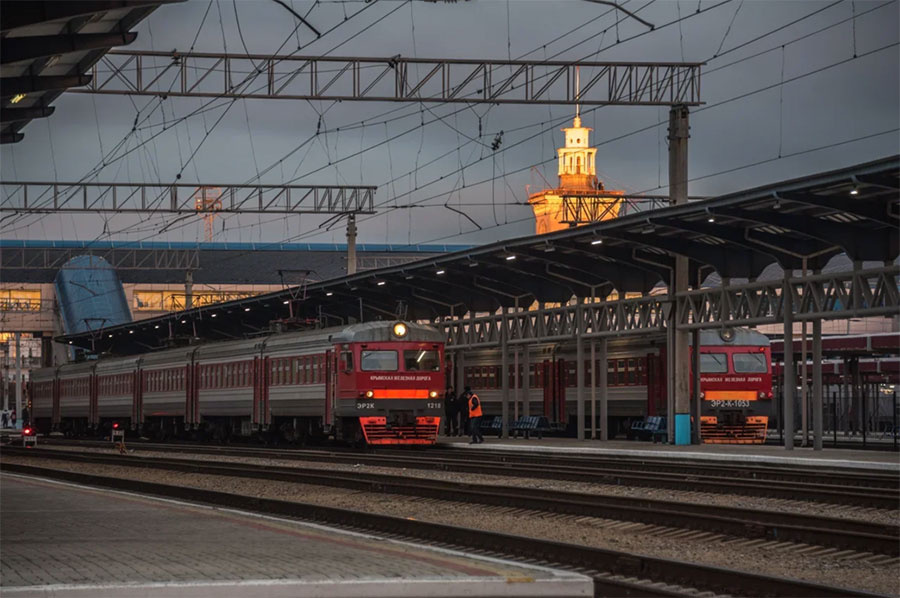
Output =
[
  {"x1": 479, "y1": 416, "x2": 503, "y2": 436},
  {"x1": 510, "y1": 416, "x2": 551, "y2": 439},
  {"x1": 629, "y1": 416, "x2": 667, "y2": 442}
]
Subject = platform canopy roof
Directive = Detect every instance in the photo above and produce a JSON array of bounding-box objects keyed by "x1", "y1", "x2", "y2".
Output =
[
  {"x1": 61, "y1": 155, "x2": 900, "y2": 355},
  {"x1": 1, "y1": 0, "x2": 179, "y2": 144}
]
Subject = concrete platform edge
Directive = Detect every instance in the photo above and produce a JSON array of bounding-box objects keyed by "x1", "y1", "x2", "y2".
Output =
[{"x1": 1, "y1": 578, "x2": 593, "y2": 598}]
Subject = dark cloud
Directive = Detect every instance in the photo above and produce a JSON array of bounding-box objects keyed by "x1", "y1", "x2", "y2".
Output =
[{"x1": 3, "y1": 0, "x2": 898, "y2": 246}]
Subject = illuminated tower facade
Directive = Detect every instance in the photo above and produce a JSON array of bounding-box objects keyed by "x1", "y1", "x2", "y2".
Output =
[{"x1": 528, "y1": 113, "x2": 624, "y2": 234}]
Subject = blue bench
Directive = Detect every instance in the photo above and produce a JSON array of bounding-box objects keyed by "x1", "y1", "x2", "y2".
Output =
[
  {"x1": 628, "y1": 416, "x2": 667, "y2": 442},
  {"x1": 510, "y1": 416, "x2": 551, "y2": 439},
  {"x1": 479, "y1": 416, "x2": 503, "y2": 436}
]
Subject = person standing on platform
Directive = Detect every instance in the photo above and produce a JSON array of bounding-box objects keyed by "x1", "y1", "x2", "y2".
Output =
[
  {"x1": 1, "y1": 410, "x2": 7, "y2": 429},
  {"x1": 466, "y1": 386, "x2": 484, "y2": 444},
  {"x1": 444, "y1": 386, "x2": 458, "y2": 436},
  {"x1": 456, "y1": 389, "x2": 469, "y2": 437}
]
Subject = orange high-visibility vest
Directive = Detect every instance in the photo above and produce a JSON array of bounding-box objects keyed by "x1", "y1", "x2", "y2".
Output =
[{"x1": 468, "y1": 393, "x2": 483, "y2": 418}]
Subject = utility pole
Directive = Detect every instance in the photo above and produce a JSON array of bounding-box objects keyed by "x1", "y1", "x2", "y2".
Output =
[
  {"x1": 14, "y1": 331, "x2": 22, "y2": 429},
  {"x1": 346, "y1": 213, "x2": 357, "y2": 275},
  {"x1": 668, "y1": 105, "x2": 691, "y2": 445},
  {"x1": 185, "y1": 270, "x2": 194, "y2": 310}
]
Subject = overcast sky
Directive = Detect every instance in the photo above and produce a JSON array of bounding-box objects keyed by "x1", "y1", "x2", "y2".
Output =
[{"x1": 2, "y1": 0, "x2": 898, "y2": 247}]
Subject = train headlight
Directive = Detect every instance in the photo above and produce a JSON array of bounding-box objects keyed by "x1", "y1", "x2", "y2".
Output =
[
  {"x1": 699, "y1": 391, "x2": 705, "y2": 399},
  {"x1": 758, "y1": 391, "x2": 765, "y2": 398},
  {"x1": 365, "y1": 390, "x2": 374, "y2": 399},
  {"x1": 429, "y1": 390, "x2": 438, "y2": 398},
  {"x1": 392, "y1": 322, "x2": 408, "y2": 338}
]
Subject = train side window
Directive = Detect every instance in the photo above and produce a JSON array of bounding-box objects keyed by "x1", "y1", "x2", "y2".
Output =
[
  {"x1": 616, "y1": 360, "x2": 625, "y2": 385},
  {"x1": 700, "y1": 353, "x2": 728, "y2": 373},
  {"x1": 627, "y1": 359, "x2": 636, "y2": 385},
  {"x1": 341, "y1": 351, "x2": 354, "y2": 373}
]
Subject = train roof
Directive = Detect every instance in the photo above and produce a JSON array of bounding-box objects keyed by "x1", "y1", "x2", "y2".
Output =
[
  {"x1": 699, "y1": 328, "x2": 770, "y2": 347},
  {"x1": 330, "y1": 321, "x2": 445, "y2": 344}
]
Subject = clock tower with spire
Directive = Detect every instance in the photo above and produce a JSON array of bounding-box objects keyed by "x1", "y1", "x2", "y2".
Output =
[{"x1": 528, "y1": 77, "x2": 624, "y2": 234}]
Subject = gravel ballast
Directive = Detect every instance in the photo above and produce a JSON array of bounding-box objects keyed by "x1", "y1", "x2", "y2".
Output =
[{"x1": 31, "y1": 445, "x2": 900, "y2": 527}]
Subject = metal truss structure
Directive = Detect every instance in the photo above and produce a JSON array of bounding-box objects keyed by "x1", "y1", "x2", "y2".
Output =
[
  {"x1": 71, "y1": 50, "x2": 704, "y2": 106},
  {"x1": 1, "y1": 246, "x2": 199, "y2": 271},
  {"x1": 356, "y1": 256, "x2": 424, "y2": 271},
  {"x1": 441, "y1": 295, "x2": 669, "y2": 349},
  {"x1": 677, "y1": 265, "x2": 900, "y2": 329},
  {"x1": 438, "y1": 265, "x2": 900, "y2": 349},
  {"x1": 560, "y1": 194, "x2": 674, "y2": 224},
  {"x1": 0, "y1": 182, "x2": 376, "y2": 215}
]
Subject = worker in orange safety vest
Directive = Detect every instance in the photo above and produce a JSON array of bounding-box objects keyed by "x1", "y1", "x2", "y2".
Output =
[{"x1": 466, "y1": 386, "x2": 484, "y2": 444}]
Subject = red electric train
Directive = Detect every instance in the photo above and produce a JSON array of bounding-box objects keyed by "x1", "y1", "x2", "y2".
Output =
[{"x1": 31, "y1": 321, "x2": 445, "y2": 446}]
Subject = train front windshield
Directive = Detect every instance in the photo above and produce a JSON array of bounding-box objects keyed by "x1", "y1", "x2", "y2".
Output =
[
  {"x1": 733, "y1": 352, "x2": 768, "y2": 373},
  {"x1": 403, "y1": 350, "x2": 440, "y2": 372},
  {"x1": 360, "y1": 350, "x2": 399, "y2": 371}
]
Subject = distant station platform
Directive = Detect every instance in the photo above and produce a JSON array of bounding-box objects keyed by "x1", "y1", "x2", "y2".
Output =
[
  {"x1": 436, "y1": 436, "x2": 900, "y2": 472},
  {"x1": 0, "y1": 474, "x2": 591, "y2": 598}
]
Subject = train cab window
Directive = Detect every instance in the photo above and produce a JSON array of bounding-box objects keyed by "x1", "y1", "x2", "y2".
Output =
[
  {"x1": 733, "y1": 352, "x2": 768, "y2": 373},
  {"x1": 700, "y1": 353, "x2": 728, "y2": 373},
  {"x1": 340, "y1": 351, "x2": 354, "y2": 373},
  {"x1": 403, "y1": 350, "x2": 440, "y2": 372},
  {"x1": 361, "y1": 350, "x2": 398, "y2": 371}
]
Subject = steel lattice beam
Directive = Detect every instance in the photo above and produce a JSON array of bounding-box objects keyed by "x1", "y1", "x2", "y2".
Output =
[
  {"x1": 437, "y1": 265, "x2": 900, "y2": 348},
  {"x1": 1, "y1": 182, "x2": 376, "y2": 214},
  {"x1": 70, "y1": 50, "x2": 704, "y2": 106},
  {"x1": 676, "y1": 265, "x2": 900, "y2": 329},
  {"x1": 0, "y1": 247, "x2": 199, "y2": 271}
]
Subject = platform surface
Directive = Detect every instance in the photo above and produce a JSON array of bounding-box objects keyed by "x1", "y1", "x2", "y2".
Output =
[
  {"x1": 437, "y1": 436, "x2": 900, "y2": 472},
  {"x1": 0, "y1": 473, "x2": 591, "y2": 598}
]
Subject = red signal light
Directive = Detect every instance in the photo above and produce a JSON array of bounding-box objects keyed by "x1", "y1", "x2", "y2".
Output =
[
  {"x1": 23, "y1": 427, "x2": 32, "y2": 436},
  {"x1": 112, "y1": 422, "x2": 119, "y2": 429}
]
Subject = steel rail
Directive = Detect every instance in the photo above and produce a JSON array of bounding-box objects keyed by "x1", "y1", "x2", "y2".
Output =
[
  {"x1": 34, "y1": 439, "x2": 900, "y2": 507},
  {"x1": 5, "y1": 447, "x2": 897, "y2": 556},
  {"x1": 0, "y1": 463, "x2": 885, "y2": 598}
]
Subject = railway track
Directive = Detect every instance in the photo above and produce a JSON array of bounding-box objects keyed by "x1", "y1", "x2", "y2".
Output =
[
  {"x1": 33, "y1": 438, "x2": 900, "y2": 508},
  {"x1": 4, "y1": 446, "x2": 898, "y2": 557},
  {"x1": 0, "y1": 461, "x2": 887, "y2": 598}
]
